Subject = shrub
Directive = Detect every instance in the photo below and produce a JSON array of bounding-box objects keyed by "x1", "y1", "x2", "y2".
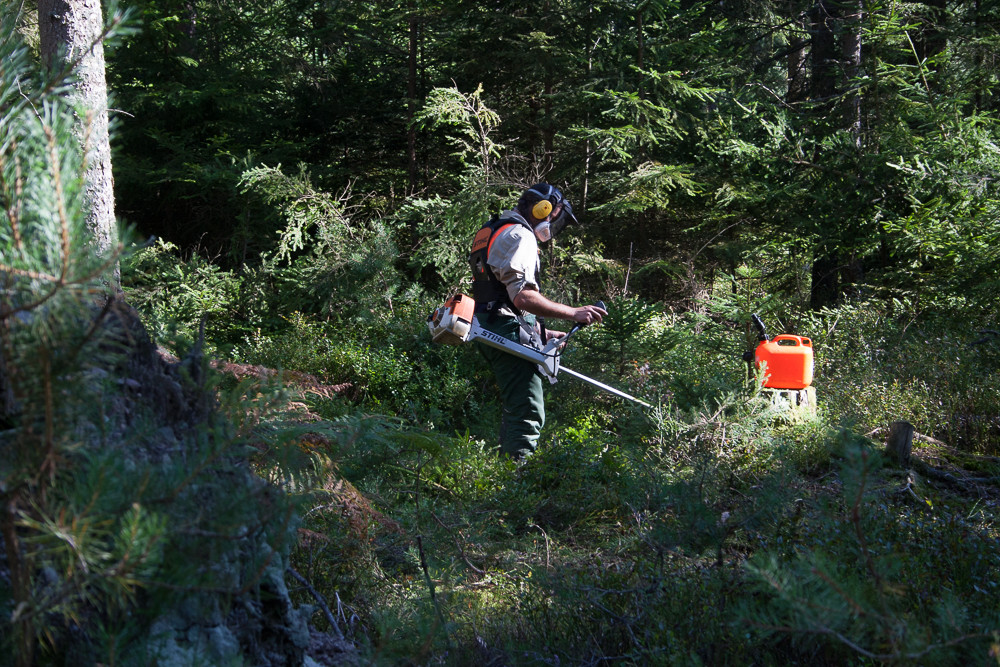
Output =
[{"x1": 122, "y1": 239, "x2": 268, "y2": 352}]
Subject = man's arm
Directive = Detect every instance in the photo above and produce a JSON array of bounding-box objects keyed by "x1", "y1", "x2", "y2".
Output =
[{"x1": 512, "y1": 288, "x2": 607, "y2": 326}]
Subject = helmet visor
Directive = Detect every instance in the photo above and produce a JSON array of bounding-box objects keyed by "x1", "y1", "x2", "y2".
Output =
[{"x1": 549, "y1": 199, "x2": 577, "y2": 238}]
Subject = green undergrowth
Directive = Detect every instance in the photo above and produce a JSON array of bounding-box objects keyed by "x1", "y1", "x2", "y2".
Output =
[
  {"x1": 283, "y1": 396, "x2": 999, "y2": 665},
  {"x1": 121, "y1": 247, "x2": 1000, "y2": 665},
  {"x1": 807, "y1": 299, "x2": 1000, "y2": 455},
  {"x1": 244, "y1": 306, "x2": 996, "y2": 665}
]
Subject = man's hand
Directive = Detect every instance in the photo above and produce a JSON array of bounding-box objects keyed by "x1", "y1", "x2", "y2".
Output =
[
  {"x1": 571, "y1": 304, "x2": 607, "y2": 326},
  {"x1": 544, "y1": 328, "x2": 568, "y2": 350},
  {"x1": 513, "y1": 289, "x2": 608, "y2": 324}
]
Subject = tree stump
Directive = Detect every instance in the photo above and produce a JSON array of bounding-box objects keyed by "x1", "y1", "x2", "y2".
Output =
[
  {"x1": 762, "y1": 386, "x2": 817, "y2": 421},
  {"x1": 886, "y1": 420, "x2": 914, "y2": 465}
]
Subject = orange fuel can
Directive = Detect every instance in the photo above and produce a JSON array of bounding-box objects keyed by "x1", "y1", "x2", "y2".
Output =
[{"x1": 755, "y1": 334, "x2": 814, "y2": 389}]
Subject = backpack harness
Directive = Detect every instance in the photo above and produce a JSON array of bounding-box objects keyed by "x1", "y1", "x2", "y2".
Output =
[
  {"x1": 469, "y1": 212, "x2": 533, "y2": 317},
  {"x1": 469, "y1": 212, "x2": 547, "y2": 346}
]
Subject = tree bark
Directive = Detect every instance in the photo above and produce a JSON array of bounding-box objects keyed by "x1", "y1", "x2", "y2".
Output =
[
  {"x1": 913, "y1": 0, "x2": 947, "y2": 65},
  {"x1": 809, "y1": 250, "x2": 840, "y2": 309},
  {"x1": 38, "y1": 0, "x2": 119, "y2": 289},
  {"x1": 809, "y1": 0, "x2": 838, "y2": 102},
  {"x1": 841, "y1": 0, "x2": 863, "y2": 147},
  {"x1": 886, "y1": 420, "x2": 915, "y2": 466},
  {"x1": 786, "y1": 41, "x2": 808, "y2": 103},
  {"x1": 180, "y1": 1, "x2": 198, "y2": 58},
  {"x1": 636, "y1": 6, "x2": 645, "y2": 98},
  {"x1": 407, "y1": 3, "x2": 418, "y2": 195}
]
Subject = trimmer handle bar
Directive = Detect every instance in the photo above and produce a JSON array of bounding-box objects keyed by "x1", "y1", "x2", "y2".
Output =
[
  {"x1": 751, "y1": 312, "x2": 769, "y2": 342},
  {"x1": 559, "y1": 299, "x2": 607, "y2": 346}
]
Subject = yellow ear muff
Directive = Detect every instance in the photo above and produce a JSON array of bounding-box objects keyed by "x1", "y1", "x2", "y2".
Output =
[{"x1": 532, "y1": 199, "x2": 553, "y2": 220}]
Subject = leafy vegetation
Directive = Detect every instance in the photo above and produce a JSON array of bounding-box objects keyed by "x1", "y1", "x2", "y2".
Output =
[
  {"x1": 115, "y1": 176, "x2": 1000, "y2": 664},
  {"x1": 4, "y1": 0, "x2": 1000, "y2": 664}
]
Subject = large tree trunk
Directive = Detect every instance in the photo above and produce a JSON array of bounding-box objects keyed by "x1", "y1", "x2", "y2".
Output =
[
  {"x1": 809, "y1": 252, "x2": 840, "y2": 310},
  {"x1": 407, "y1": 3, "x2": 419, "y2": 195},
  {"x1": 38, "y1": 0, "x2": 119, "y2": 288},
  {"x1": 807, "y1": 0, "x2": 840, "y2": 310},
  {"x1": 809, "y1": 0, "x2": 838, "y2": 102},
  {"x1": 913, "y1": 0, "x2": 948, "y2": 65},
  {"x1": 841, "y1": 0, "x2": 863, "y2": 148},
  {"x1": 785, "y1": 28, "x2": 809, "y2": 102}
]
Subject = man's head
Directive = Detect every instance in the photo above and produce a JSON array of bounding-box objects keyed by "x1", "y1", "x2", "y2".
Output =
[{"x1": 516, "y1": 183, "x2": 578, "y2": 242}]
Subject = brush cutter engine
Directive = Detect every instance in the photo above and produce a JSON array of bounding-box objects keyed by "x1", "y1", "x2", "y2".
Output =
[
  {"x1": 428, "y1": 294, "x2": 476, "y2": 345},
  {"x1": 428, "y1": 294, "x2": 651, "y2": 408}
]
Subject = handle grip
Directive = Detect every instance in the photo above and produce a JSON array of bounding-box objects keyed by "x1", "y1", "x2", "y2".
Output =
[
  {"x1": 567, "y1": 300, "x2": 607, "y2": 336},
  {"x1": 751, "y1": 313, "x2": 768, "y2": 342},
  {"x1": 547, "y1": 300, "x2": 608, "y2": 353}
]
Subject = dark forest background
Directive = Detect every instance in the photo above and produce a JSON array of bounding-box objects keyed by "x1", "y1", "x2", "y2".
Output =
[
  {"x1": 110, "y1": 0, "x2": 1000, "y2": 316},
  {"x1": 3, "y1": 1, "x2": 1000, "y2": 664}
]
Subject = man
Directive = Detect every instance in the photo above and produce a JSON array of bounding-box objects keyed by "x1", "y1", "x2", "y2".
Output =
[{"x1": 469, "y1": 183, "x2": 607, "y2": 459}]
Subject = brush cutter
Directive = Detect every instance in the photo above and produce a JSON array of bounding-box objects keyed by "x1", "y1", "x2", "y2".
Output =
[{"x1": 428, "y1": 294, "x2": 652, "y2": 409}]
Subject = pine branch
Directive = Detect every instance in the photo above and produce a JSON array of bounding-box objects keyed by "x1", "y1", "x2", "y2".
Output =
[
  {"x1": 0, "y1": 151, "x2": 25, "y2": 251},
  {"x1": 0, "y1": 265, "x2": 61, "y2": 283},
  {"x1": 416, "y1": 502, "x2": 451, "y2": 651},
  {"x1": 1, "y1": 494, "x2": 33, "y2": 667},
  {"x1": 39, "y1": 347, "x2": 56, "y2": 497},
  {"x1": 430, "y1": 510, "x2": 485, "y2": 575},
  {"x1": 43, "y1": 124, "x2": 71, "y2": 283},
  {"x1": 848, "y1": 448, "x2": 880, "y2": 587},
  {"x1": 0, "y1": 247, "x2": 122, "y2": 320},
  {"x1": 750, "y1": 620, "x2": 990, "y2": 662}
]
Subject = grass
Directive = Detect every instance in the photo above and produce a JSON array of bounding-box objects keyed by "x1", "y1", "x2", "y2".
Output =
[
  {"x1": 281, "y1": 416, "x2": 998, "y2": 664},
  {"x1": 129, "y1": 274, "x2": 1000, "y2": 664}
]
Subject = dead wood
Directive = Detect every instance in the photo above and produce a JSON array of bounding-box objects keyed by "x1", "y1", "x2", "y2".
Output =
[
  {"x1": 214, "y1": 360, "x2": 353, "y2": 399},
  {"x1": 885, "y1": 420, "x2": 914, "y2": 465}
]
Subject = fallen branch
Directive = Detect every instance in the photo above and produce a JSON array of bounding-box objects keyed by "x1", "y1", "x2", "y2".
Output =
[
  {"x1": 430, "y1": 511, "x2": 484, "y2": 575},
  {"x1": 213, "y1": 360, "x2": 353, "y2": 397},
  {"x1": 287, "y1": 567, "x2": 344, "y2": 640},
  {"x1": 910, "y1": 458, "x2": 1000, "y2": 489}
]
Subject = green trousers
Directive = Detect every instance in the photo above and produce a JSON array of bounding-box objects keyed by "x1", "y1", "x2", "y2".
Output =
[{"x1": 475, "y1": 314, "x2": 545, "y2": 459}]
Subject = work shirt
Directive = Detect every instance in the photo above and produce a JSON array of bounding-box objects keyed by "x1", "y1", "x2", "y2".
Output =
[{"x1": 486, "y1": 212, "x2": 541, "y2": 316}]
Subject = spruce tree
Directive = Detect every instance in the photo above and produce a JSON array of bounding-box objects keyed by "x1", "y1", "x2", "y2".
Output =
[{"x1": 2, "y1": 5, "x2": 130, "y2": 662}]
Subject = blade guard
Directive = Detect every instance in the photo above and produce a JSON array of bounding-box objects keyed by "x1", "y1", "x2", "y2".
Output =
[{"x1": 427, "y1": 294, "x2": 476, "y2": 345}]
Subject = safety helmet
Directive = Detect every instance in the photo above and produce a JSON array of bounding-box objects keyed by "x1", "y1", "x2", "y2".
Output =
[{"x1": 518, "y1": 183, "x2": 578, "y2": 241}]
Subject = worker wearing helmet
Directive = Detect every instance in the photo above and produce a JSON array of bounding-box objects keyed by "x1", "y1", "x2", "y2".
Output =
[{"x1": 469, "y1": 183, "x2": 607, "y2": 459}]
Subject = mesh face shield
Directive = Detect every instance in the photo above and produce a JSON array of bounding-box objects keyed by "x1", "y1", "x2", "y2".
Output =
[{"x1": 549, "y1": 199, "x2": 577, "y2": 238}]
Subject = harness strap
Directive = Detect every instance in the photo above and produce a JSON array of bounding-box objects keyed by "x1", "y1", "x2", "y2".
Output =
[
  {"x1": 470, "y1": 213, "x2": 535, "y2": 323},
  {"x1": 487, "y1": 223, "x2": 515, "y2": 257}
]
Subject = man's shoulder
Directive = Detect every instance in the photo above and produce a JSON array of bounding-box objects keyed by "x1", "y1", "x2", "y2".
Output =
[
  {"x1": 491, "y1": 224, "x2": 536, "y2": 258},
  {"x1": 497, "y1": 223, "x2": 533, "y2": 242},
  {"x1": 493, "y1": 213, "x2": 532, "y2": 242},
  {"x1": 488, "y1": 224, "x2": 536, "y2": 271}
]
